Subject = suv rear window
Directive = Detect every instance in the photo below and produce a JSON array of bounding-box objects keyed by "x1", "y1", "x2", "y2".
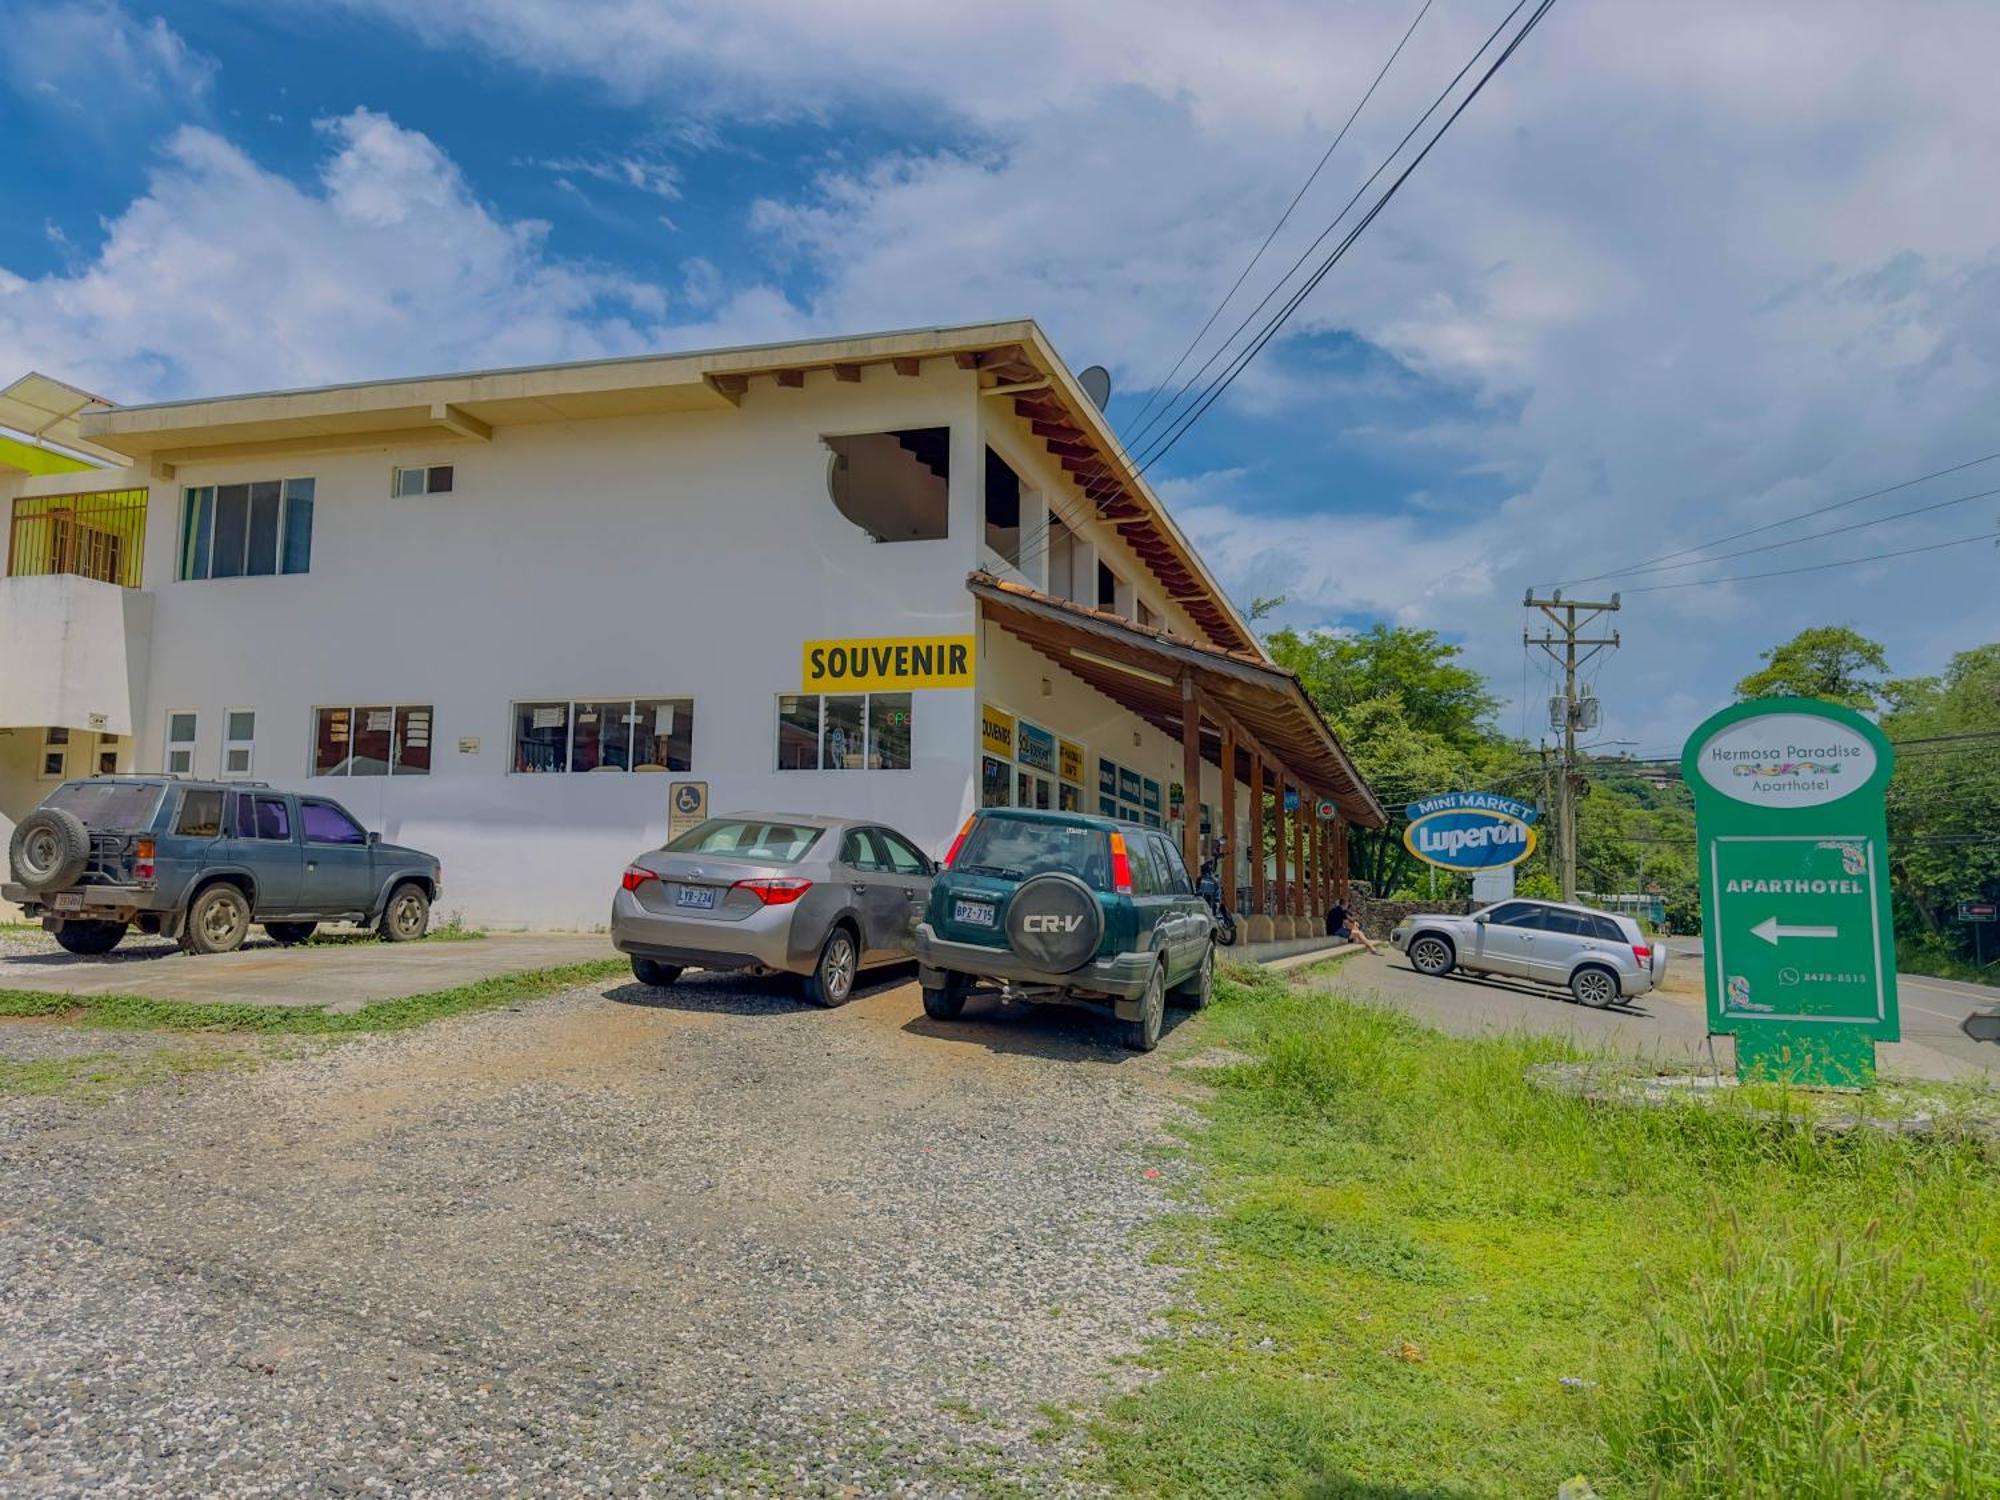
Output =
[
  {"x1": 666, "y1": 819, "x2": 824, "y2": 863},
  {"x1": 43, "y1": 781, "x2": 164, "y2": 830},
  {"x1": 955, "y1": 816, "x2": 1113, "y2": 891}
]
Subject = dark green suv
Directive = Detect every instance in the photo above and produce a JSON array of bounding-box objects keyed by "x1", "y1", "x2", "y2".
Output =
[{"x1": 913, "y1": 808, "x2": 1215, "y2": 1052}]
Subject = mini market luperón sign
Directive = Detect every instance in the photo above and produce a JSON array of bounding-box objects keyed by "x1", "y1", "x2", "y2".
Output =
[{"x1": 1682, "y1": 697, "x2": 1899, "y2": 1085}]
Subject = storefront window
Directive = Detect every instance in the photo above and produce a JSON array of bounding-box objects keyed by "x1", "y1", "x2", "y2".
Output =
[
  {"x1": 981, "y1": 756, "x2": 1011, "y2": 807},
  {"x1": 778, "y1": 692, "x2": 914, "y2": 771},
  {"x1": 869, "y1": 692, "x2": 912, "y2": 770},
  {"x1": 777, "y1": 695, "x2": 820, "y2": 769},
  {"x1": 822, "y1": 694, "x2": 865, "y2": 769}
]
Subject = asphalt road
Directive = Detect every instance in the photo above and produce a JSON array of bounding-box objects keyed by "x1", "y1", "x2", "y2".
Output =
[{"x1": 1324, "y1": 944, "x2": 1999, "y2": 1084}]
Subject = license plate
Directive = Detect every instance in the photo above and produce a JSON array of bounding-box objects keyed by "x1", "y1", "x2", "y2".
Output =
[
  {"x1": 54, "y1": 893, "x2": 82, "y2": 912},
  {"x1": 953, "y1": 899, "x2": 996, "y2": 928},
  {"x1": 675, "y1": 885, "x2": 718, "y2": 910}
]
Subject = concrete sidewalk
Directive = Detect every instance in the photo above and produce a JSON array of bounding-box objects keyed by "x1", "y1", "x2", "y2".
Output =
[{"x1": 0, "y1": 932, "x2": 617, "y2": 1010}]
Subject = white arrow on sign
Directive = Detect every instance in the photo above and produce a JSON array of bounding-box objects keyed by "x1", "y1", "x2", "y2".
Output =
[{"x1": 1750, "y1": 916, "x2": 1839, "y2": 945}]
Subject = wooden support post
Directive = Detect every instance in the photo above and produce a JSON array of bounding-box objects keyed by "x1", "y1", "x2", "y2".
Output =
[
  {"x1": 1218, "y1": 726, "x2": 1237, "y2": 915},
  {"x1": 1312, "y1": 815, "x2": 1325, "y2": 925},
  {"x1": 1180, "y1": 676, "x2": 1202, "y2": 879},
  {"x1": 1249, "y1": 758, "x2": 1267, "y2": 920},
  {"x1": 1272, "y1": 774, "x2": 1288, "y2": 921},
  {"x1": 1291, "y1": 785, "x2": 1307, "y2": 921},
  {"x1": 1335, "y1": 819, "x2": 1350, "y2": 902}
]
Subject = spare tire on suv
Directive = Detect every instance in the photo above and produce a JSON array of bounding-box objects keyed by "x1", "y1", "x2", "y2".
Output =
[
  {"x1": 1004, "y1": 871, "x2": 1105, "y2": 974},
  {"x1": 9, "y1": 808, "x2": 91, "y2": 893}
]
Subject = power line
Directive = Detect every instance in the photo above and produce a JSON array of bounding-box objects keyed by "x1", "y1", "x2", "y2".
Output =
[
  {"x1": 1621, "y1": 528, "x2": 1995, "y2": 594},
  {"x1": 1128, "y1": 0, "x2": 1556, "y2": 474},
  {"x1": 1121, "y1": 0, "x2": 1435, "y2": 445},
  {"x1": 1603, "y1": 484, "x2": 2000, "y2": 580},
  {"x1": 1547, "y1": 449, "x2": 2000, "y2": 589}
]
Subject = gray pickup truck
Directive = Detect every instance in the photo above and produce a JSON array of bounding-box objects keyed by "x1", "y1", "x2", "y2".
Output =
[{"x1": 5, "y1": 775, "x2": 442, "y2": 956}]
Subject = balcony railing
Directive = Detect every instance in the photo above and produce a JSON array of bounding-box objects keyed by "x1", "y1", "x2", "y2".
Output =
[{"x1": 6, "y1": 488, "x2": 148, "y2": 589}]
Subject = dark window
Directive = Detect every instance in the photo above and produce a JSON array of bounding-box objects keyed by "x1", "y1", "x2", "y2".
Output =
[
  {"x1": 869, "y1": 693, "x2": 912, "y2": 771},
  {"x1": 981, "y1": 755, "x2": 1011, "y2": 807},
  {"x1": 180, "y1": 478, "x2": 314, "y2": 580},
  {"x1": 822, "y1": 694, "x2": 864, "y2": 770},
  {"x1": 513, "y1": 702, "x2": 569, "y2": 773},
  {"x1": 514, "y1": 698, "x2": 691, "y2": 774},
  {"x1": 825, "y1": 428, "x2": 950, "y2": 542},
  {"x1": 300, "y1": 800, "x2": 366, "y2": 845},
  {"x1": 211, "y1": 485, "x2": 248, "y2": 578},
  {"x1": 234, "y1": 794, "x2": 291, "y2": 841},
  {"x1": 175, "y1": 789, "x2": 224, "y2": 838},
  {"x1": 1153, "y1": 834, "x2": 1193, "y2": 895},
  {"x1": 632, "y1": 699, "x2": 692, "y2": 772},
  {"x1": 777, "y1": 695, "x2": 820, "y2": 770},
  {"x1": 955, "y1": 815, "x2": 1112, "y2": 891},
  {"x1": 395, "y1": 707, "x2": 432, "y2": 775},
  {"x1": 984, "y1": 447, "x2": 1022, "y2": 567},
  {"x1": 45, "y1": 781, "x2": 163, "y2": 829},
  {"x1": 1485, "y1": 902, "x2": 1543, "y2": 928},
  {"x1": 840, "y1": 829, "x2": 883, "y2": 870},
  {"x1": 245, "y1": 480, "x2": 281, "y2": 575},
  {"x1": 1592, "y1": 914, "x2": 1626, "y2": 942},
  {"x1": 1098, "y1": 560, "x2": 1118, "y2": 611},
  {"x1": 281, "y1": 479, "x2": 314, "y2": 573}
]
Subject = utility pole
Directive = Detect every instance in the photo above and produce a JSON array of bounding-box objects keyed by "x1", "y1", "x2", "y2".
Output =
[{"x1": 1524, "y1": 589, "x2": 1620, "y2": 902}]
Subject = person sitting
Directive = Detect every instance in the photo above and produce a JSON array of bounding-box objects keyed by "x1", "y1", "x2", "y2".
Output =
[{"x1": 1324, "y1": 899, "x2": 1379, "y2": 953}]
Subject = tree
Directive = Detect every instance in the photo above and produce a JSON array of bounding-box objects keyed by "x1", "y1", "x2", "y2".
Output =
[
  {"x1": 1735, "y1": 626, "x2": 1891, "y2": 710},
  {"x1": 1266, "y1": 623, "x2": 1498, "y2": 750}
]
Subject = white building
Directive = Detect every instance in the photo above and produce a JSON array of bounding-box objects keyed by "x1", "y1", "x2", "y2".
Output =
[{"x1": 1, "y1": 324, "x2": 1382, "y2": 931}]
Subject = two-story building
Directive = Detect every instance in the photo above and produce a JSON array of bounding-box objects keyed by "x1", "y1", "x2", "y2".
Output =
[{"x1": 1, "y1": 323, "x2": 1383, "y2": 931}]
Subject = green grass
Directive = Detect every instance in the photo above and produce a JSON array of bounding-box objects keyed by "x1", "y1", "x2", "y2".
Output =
[
  {"x1": 1897, "y1": 933, "x2": 1999, "y2": 988},
  {"x1": 0, "y1": 1045, "x2": 255, "y2": 1099},
  {"x1": 0, "y1": 959, "x2": 625, "y2": 1036},
  {"x1": 1095, "y1": 964, "x2": 1999, "y2": 1499}
]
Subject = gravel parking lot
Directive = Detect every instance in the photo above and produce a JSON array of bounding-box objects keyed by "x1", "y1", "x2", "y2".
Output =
[{"x1": 0, "y1": 969, "x2": 1195, "y2": 1496}]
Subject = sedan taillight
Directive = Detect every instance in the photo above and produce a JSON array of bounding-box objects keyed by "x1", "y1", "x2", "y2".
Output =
[
  {"x1": 621, "y1": 866, "x2": 657, "y2": 893},
  {"x1": 733, "y1": 878, "x2": 812, "y2": 906}
]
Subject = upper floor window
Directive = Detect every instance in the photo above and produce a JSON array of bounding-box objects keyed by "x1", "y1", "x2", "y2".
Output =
[
  {"x1": 179, "y1": 478, "x2": 314, "y2": 580},
  {"x1": 7, "y1": 489, "x2": 148, "y2": 589},
  {"x1": 511, "y1": 697, "x2": 693, "y2": 774},
  {"x1": 394, "y1": 464, "x2": 454, "y2": 498},
  {"x1": 825, "y1": 428, "x2": 949, "y2": 542},
  {"x1": 983, "y1": 447, "x2": 1023, "y2": 569}
]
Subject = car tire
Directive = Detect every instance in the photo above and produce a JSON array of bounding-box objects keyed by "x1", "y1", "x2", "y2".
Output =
[
  {"x1": 1571, "y1": 964, "x2": 1620, "y2": 1009},
  {"x1": 631, "y1": 956, "x2": 682, "y2": 988},
  {"x1": 52, "y1": 920, "x2": 127, "y2": 957},
  {"x1": 265, "y1": 921, "x2": 318, "y2": 946},
  {"x1": 378, "y1": 883, "x2": 430, "y2": 942},
  {"x1": 921, "y1": 972, "x2": 969, "y2": 1020},
  {"x1": 183, "y1": 883, "x2": 251, "y2": 955},
  {"x1": 801, "y1": 924, "x2": 858, "y2": 1008},
  {"x1": 1119, "y1": 962, "x2": 1167, "y2": 1053},
  {"x1": 9, "y1": 807, "x2": 91, "y2": 893},
  {"x1": 1408, "y1": 934, "x2": 1455, "y2": 977},
  {"x1": 1170, "y1": 941, "x2": 1215, "y2": 1010}
]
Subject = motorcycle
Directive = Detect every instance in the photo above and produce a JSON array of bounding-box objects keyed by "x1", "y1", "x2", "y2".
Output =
[{"x1": 1197, "y1": 851, "x2": 1238, "y2": 947}]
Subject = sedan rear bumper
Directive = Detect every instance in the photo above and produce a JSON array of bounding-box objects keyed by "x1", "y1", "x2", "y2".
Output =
[
  {"x1": 914, "y1": 922, "x2": 1158, "y2": 1002},
  {"x1": 608, "y1": 888, "x2": 814, "y2": 975}
]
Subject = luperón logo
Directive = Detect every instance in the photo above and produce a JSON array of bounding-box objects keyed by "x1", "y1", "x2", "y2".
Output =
[{"x1": 801, "y1": 635, "x2": 975, "y2": 692}]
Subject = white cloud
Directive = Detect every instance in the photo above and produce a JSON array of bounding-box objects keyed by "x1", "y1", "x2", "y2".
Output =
[
  {"x1": 520, "y1": 153, "x2": 682, "y2": 199},
  {"x1": 2, "y1": 1, "x2": 215, "y2": 130}
]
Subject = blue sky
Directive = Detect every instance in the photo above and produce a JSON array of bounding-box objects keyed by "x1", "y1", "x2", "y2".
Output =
[{"x1": 4, "y1": 0, "x2": 1997, "y2": 752}]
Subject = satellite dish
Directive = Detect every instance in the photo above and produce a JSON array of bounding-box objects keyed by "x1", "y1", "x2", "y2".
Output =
[{"x1": 1078, "y1": 364, "x2": 1112, "y2": 410}]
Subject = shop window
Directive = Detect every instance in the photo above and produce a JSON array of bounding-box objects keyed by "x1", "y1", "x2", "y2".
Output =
[
  {"x1": 393, "y1": 464, "x2": 455, "y2": 498},
  {"x1": 314, "y1": 705, "x2": 434, "y2": 776},
  {"x1": 179, "y1": 479, "x2": 314, "y2": 580},
  {"x1": 981, "y1": 755, "x2": 1011, "y2": 807},
  {"x1": 165, "y1": 711, "x2": 198, "y2": 775},
  {"x1": 511, "y1": 698, "x2": 692, "y2": 774},
  {"x1": 97, "y1": 736, "x2": 121, "y2": 776},
  {"x1": 984, "y1": 447, "x2": 1022, "y2": 568},
  {"x1": 825, "y1": 428, "x2": 949, "y2": 542},
  {"x1": 222, "y1": 710, "x2": 256, "y2": 778},
  {"x1": 776, "y1": 692, "x2": 913, "y2": 770}
]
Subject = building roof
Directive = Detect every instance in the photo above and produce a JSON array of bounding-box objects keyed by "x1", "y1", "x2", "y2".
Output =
[
  {"x1": 0, "y1": 372, "x2": 127, "y2": 471},
  {"x1": 72, "y1": 320, "x2": 1256, "y2": 652},
  {"x1": 970, "y1": 571, "x2": 1385, "y2": 827}
]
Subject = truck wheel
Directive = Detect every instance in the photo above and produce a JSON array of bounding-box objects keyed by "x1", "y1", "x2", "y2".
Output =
[
  {"x1": 1571, "y1": 965, "x2": 1620, "y2": 1008},
  {"x1": 631, "y1": 957, "x2": 682, "y2": 988},
  {"x1": 378, "y1": 883, "x2": 430, "y2": 942},
  {"x1": 10, "y1": 808, "x2": 90, "y2": 893},
  {"x1": 53, "y1": 920, "x2": 127, "y2": 957},
  {"x1": 1170, "y1": 942, "x2": 1215, "y2": 1010},
  {"x1": 801, "y1": 924, "x2": 858, "y2": 1007},
  {"x1": 183, "y1": 884, "x2": 251, "y2": 955},
  {"x1": 1119, "y1": 962, "x2": 1167, "y2": 1053},
  {"x1": 1408, "y1": 934, "x2": 1455, "y2": 977},
  {"x1": 921, "y1": 972, "x2": 969, "y2": 1020},
  {"x1": 264, "y1": 921, "x2": 318, "y2": 946}
]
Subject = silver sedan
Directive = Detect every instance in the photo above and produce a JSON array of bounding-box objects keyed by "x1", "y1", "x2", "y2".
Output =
[{"x1": 610, "y1": 813, "x2": 937, "y2": 1005}]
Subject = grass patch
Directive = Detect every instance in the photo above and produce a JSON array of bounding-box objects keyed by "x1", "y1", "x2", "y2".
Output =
[
  {"x1": 0, "y1": 959, "x2": 625, "y2": 1036},
  {"x1": 0, "y1": 1045, "x2": 255, "y2": 1100},
  {"x1": 1096, "y1": 965, "x2": 1999, "y2": 1498}
]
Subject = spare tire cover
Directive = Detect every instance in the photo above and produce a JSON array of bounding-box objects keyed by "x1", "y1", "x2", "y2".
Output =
[{"x1": 1005, "y1": 872, "x2": 1105, "y2": 974}]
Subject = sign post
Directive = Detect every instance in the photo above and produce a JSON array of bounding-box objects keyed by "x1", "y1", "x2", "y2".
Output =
[{"x1": 1681, "y1": 698, "x2": 1898, "y2": 1087}]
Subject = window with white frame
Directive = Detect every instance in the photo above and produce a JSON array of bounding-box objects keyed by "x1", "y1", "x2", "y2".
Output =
[
  {"x1": 393, "y1": 464, "x2": 454, "y2": 498},
  {"x1": 39, "y1": 727, "x2": 69, "y2": 780},
  {"x1": 222, "y1": 710, "x2": 257, "y2": 777},
  {"x1": 775, "y1": 692, "x2": 912, "y2": 770},
  {"x1": 179, "y1": 479, "x2": 314, "y2": 580},
  {"x1": 312, "y1": 705, "x2": 434, "y2": 776},
  {"x1": 97, "y1": 736, "x2": 121, "y2": 776},
  {"x1": 511, "y1": 698, "x2": 693, "y2": 774},
  {"x1": 165, "y1": 711, "x2": 197, "y2": 775}
]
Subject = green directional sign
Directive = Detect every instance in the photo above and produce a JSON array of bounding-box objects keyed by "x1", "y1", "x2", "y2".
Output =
[{"x1": 1681, "y1": 697, "x2": 1898, "y2": 1086}]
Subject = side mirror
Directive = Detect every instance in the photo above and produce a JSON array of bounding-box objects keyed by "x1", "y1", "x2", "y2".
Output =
[
  {"x1": 366, "y1": 831, "x2": 381, "y2": 846},
  {"x1": 1473, "y1": 912, "x2": 1488, "y2": 924}
]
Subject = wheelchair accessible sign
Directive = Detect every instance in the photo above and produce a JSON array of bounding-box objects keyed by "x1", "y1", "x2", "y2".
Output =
[{"x1": 1682, "y1": 698, "x2": 1898, "y2": 1086}]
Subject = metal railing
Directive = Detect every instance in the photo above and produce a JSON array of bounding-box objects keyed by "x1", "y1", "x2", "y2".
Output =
[{"x1": 6, "y1": 488, "x2": 148, "y2": 589}]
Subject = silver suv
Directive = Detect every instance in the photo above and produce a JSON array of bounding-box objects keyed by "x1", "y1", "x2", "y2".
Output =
[{"x1": 1389, "y1": 899, "x2": 1663, "y2": 1008}]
